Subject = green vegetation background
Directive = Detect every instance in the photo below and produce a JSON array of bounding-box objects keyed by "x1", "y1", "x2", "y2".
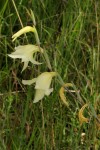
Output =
[{"x1": 0, "y1": 0, "x2": 100, "y2": 149}]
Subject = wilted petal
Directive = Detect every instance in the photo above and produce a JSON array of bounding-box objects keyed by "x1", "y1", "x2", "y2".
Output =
[
  {"x1": 78, "y1": 104, "x2": 89, "y2": 126},
  {"x1": 33, "y1": 89, "x2": 45, "y2": 103},
  {"x1": 96, "y1": 114, "x2": 100, "y2": 130},
  {"x1": 59, "y1": 83, "x2": 73, "y2": 107},
  {"x1": 12, "y1": 26, "x2": 35, "y2": 41},
  {"x1": 22, "y1": 78, "x2": 37, "y2": 85}
]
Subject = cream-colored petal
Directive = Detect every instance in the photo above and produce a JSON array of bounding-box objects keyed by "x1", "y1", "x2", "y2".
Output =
[
  {"x1": 14, "y1": 46, "x2": 33, "y2": 54},
  {"x1": 22, "y1": 78, "x2": 37, "y2": 85},
  {"x1": 8, "y1": 44, "x2": 43, "y2": 70},
  {"x1": 22, "y1": 61, "x2": 29, "y2": 72},
  {"x1": 33, "y1": 89, "x2": 45, "y2": 103},
  {"x1": 8, "y1": 54, "x2": 18, "y2": 59},
  {"x1": 15, "y1": 45, "x2": 41, "y2": 54},
  {"x1": 45, "y1": 88, "x2": 53, "y2": 96},
  {"x1": 8, "y1": 53, "x2": 24, "y2": 59},
  {"x1": 30, "y1": 59, "x2": 42, "y2": 65},
  {"x1": 12, "y1": 26, "x2": 35, "y2": 41},
  {"x1": 35, "y1": 72, "x2": 56, "y2": 90},
  {"x1": 8, "y1": 45, "x2": 32, "y2": 59}
]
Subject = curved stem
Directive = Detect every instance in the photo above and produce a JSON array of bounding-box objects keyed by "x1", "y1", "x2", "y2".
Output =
[
  {"x1": 33, "y1": 26, "x2": 52, "y2": 71},
  {"x1": 33, "y1": 20, "x2": 65, "y2": 86}
]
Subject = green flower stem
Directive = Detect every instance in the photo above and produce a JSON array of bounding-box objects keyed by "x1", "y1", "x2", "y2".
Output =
[
  {"x1": 43, "y1": 50, "x2": 52, "y2": 71},
  {"x1": 33, "y1": 26, "x2": 52, "y2": 71},
  {"x1": 30, "y1": 9, "x2": 36, "y2": 26},
  {"x1": 33, "y1": 26, "x2": 65, "y2": 86},
  {"x1": 34, "y1": 27, "x2": 40, "y2": 45},
  {"x1": 56, "y1": 73, "x2": 65, "y2": 86}
]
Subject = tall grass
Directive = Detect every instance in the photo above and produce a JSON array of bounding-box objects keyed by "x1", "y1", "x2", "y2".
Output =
[{"x1": 0, "y1": 0, "x2": 100, "y2": 149}]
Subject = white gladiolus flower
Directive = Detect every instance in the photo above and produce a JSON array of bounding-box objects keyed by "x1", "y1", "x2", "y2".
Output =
[
  {"x1": 22, "y1": 72, "x2": 57, "y2": 103},
  {"x1": 8, "y1": 44, "x2": 43, "y2": 72},
  {"x1": 12, "y1": 26, "x2": 36, "y2": 41}
]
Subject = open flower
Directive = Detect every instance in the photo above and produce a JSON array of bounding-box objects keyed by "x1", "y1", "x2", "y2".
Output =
[
  {"x1": 22, "y1": 72, "x2": 57, "y2": 103},
  {"x1": 12, "y1": 26, "x2": 36, "y2": 41},
  {"x1": 8, "y1": 44, "x2": 43, "y2": 72}
]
